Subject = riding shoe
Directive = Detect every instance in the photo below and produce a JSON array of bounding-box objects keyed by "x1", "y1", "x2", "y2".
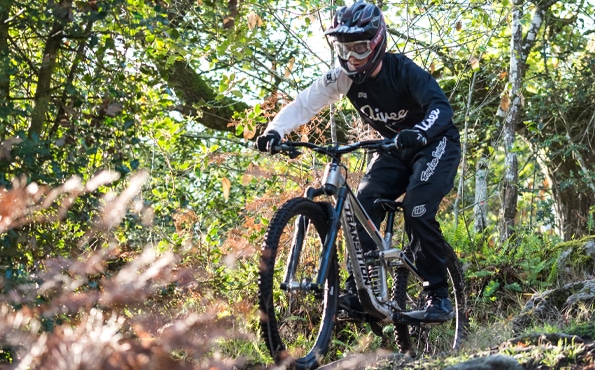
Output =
[
  {"x1": 339, "y1": 272, "x2": 369, "y2": 321},
  {"x1": 404, "y1": 294, "x2": 455, "y2": 323},
  {"x1": 339, "y1": 291, "x2": 364, "y2": 311}
]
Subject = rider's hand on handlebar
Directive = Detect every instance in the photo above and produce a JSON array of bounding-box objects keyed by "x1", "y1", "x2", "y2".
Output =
[
  {"x1": 255, "y1": 130, "x2": 281, "y2": 154},
  {"x1": 394, "y1": 129, "x2": 427, "y2": 150}
]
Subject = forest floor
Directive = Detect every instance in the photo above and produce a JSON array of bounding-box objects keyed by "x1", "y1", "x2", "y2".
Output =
[
  {"x1": 314, "y1": 323, "x2": 595, "y2": 369},
  {"x1": 306, "y1": 335, "x2": 595, "y2": 369}
]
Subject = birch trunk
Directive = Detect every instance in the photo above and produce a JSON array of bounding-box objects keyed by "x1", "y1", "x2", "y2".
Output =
[
  {"x1": 474, "y1": 156, "x2": 488, "y2": 233},
  {"x1": 497, "y1": 0, "x2": 555, "y2": 242},
  {"x1": 497, "y1": 0, "x2": 523, "y2": 242}
]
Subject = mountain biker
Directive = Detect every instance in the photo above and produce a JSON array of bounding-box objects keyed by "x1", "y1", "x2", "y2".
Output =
[{"x1": 255, "y1": 1, "x2": 461, "y2": 323}]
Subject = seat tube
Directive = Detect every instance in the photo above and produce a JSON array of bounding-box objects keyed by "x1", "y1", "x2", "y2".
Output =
[{"x1": 384, "y1": 210, "x2": 395, "y2": 244}]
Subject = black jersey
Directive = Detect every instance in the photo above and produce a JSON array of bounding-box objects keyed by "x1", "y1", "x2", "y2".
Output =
[
  {"x1": 266, "y1": 53, "x2": 458, "y2": 142},
  {"x1": 346, "y1": 53, "x2": 457, "y2": 140}
]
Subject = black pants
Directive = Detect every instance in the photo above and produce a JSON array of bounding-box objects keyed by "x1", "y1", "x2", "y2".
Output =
[{"x1": 355, "y1": 135, "x2": 461, "y2": 298}]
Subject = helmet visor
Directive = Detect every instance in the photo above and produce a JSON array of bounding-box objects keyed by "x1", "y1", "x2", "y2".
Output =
[{"x1": 333, "y1": 40, "x2": 373, "y2": 60}]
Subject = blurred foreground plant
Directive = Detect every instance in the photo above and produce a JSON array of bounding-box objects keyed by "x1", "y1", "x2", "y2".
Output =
[{"x1": 0, "y1": 171, "x2": 249, "y2": 369}]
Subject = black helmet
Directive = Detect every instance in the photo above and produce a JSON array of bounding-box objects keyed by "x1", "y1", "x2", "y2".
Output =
[{"x1": 325, "y1": 1, "x2": 387, "y2": 84}]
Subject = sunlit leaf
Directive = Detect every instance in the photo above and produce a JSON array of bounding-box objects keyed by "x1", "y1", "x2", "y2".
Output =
[
  {"x1": 247, "y1": 12, "x2": 262, "y2": 30},
  {"x1": 469, "y1": 57, "x2": 480, "y2": 70},
  {"x1": 241, "y1": 173, "x2": 252, "y2": 186},
  {"x1": 499, "y1": 94, "x2": 510, "y2": 112},
  {"x1": 221, "y1": 177, "x2": 231, "y2": 200},
  {"x1": 284, "y1": 57, "x2": 295, "y2": 78}
]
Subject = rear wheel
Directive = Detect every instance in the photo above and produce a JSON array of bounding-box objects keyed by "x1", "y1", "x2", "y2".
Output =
[
  {"x1": 393, "y1": 242, "x2": 467, "y2": 356},
  {"x1": 258, "y1": 198, "x2": 338, "y2": 370}
]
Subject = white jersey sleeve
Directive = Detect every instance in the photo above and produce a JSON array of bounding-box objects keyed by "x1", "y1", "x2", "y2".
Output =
[{"x1": 265, "y1": 68, "x2": 353, "y2": 138}]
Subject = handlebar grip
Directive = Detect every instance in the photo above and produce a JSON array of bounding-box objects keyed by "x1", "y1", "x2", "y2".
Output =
[{"x1": 381, "y1": 139, "x2": 397, "y2": 151}]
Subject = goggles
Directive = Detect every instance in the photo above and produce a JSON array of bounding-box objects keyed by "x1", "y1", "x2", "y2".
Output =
[{"x1": 333, "y1": 40, "x2": 373, "y2": 60}]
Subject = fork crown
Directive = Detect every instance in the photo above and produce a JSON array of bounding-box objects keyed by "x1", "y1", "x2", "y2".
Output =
[{"x1": 322, "y1": 162, "x2": 344, "y2": 195}]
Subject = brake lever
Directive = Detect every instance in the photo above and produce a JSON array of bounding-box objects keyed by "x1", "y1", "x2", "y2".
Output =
[
  {"x1": 285, "y1": 147, "x2": 301, "y2": 159},
  {"x1": 272, "y1": 144, "x2": 302, "y2": 159}
]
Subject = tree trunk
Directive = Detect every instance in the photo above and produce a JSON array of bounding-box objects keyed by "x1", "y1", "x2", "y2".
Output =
[
  {"x1": 497, "y1": 0, "x2": 556, "y2": 242},
  {"x1": 29, "y1": 0, "x2": 76, "y2": 138},
  {"x1": 497, "y1": 0, "x2": 523, "y2": 242},
  {"x1": 541, "y1": 137, "x2": 595, "y2": 240},
  {"x1": 0, "y1": 3, "x2": 10, "y2": 107},
  {"x1": 159, "y1": 60, "x2": 249, "y2": 134},
  {"x1": 551, "y1": 180, "x2": 595, "y2": 240},
  {"x1": 29, "y1": 19, "x2": 64, "y2": 138},
  {"x1": 544, "y1": 84, "x2": 595, "y2": 239},
  {"x1": 474, "y1": 156, "x2": 488, "y2": 233}
]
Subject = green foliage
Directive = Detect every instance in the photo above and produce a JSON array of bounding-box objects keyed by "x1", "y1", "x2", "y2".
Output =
[
  {"x1": 1, "y1": 0, "x2": 595, "y2": 367},
  {"x1": 588, "y1": 206, "x2": 595, "y2": 234},
  {"x1": 442, "y1": 217, "x2": 563, "y2": 316}
]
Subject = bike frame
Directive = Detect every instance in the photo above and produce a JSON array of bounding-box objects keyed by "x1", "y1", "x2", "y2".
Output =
[
  {"x1": 284, "y1": 150, "x2": 426, "y2": 322},
  {"x1": 259, "y1": 140, "x2": 467, "y2": 367}
]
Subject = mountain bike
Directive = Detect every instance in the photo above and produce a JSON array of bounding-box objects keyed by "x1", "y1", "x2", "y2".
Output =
[{"x1": 257, "y1": 139, "x2": 467, "y2": 370}]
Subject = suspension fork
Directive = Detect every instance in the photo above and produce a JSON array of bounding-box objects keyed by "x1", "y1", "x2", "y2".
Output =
[
  {"x1": 313, "y1": 187, "x2": 346, "y2": 290},
  {"x1": 281, "y1": 214, "x2": 309, "y2": 290},
  {"x1": 281, "y1": 186, "x2": 343, "y2": 292}
]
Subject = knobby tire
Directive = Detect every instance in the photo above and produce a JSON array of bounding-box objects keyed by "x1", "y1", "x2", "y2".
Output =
[
  {"x1": 393, "y1": 242, "x2": 467, "y2": 356},
  {"x1": 258, "y1": 198, "x2": 338, "y2": 370}
]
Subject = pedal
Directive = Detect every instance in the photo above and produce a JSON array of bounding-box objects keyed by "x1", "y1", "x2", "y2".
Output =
[
  {"x1": 338, "y1": 308, "x2": 383, "y2": 325},
  {"x1": 337, "y1": 309, "x2": 365, "y2": 323},
  {"x1": 391, "y1": 312, "x2": 423, "y2": 325}
]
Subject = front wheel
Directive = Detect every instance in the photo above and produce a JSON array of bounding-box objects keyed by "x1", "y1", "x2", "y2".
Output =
[
  {"x1": 258, "y1": 198, "x2": 339, "y2": 370},
  {"x1": 393, "y1": 242, "x2": 467, "y2": 356}
]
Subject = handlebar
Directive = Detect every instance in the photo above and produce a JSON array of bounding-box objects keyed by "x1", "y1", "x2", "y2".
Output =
[{"x1": 272, "y1": 139, "x2": 396, "y2": 159}]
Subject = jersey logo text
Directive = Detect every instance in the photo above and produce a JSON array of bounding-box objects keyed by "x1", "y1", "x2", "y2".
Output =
[
  {"x1": 421, "y1": 137, "x2": 447, "y2": 181},
  {"x1": 324, "y1": 70, "x2": 338, "y2": 86},
  {"x1": 416, "y1": 108, "x2": 440, "y2": 130},
  {"x1": 360, "y1": 104, "x2": 408, "y2": 124}
]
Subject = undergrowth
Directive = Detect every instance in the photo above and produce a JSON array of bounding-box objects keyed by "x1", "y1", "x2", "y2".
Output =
[
  {"x1": 0, "y1": 171, "x2": 263, "y2": 369},
  {"x1": 0, "y1": 170, "x2": 591, "y2": 369}
]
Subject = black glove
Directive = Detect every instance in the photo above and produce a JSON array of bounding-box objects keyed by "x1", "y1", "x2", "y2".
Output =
[
  {"x1": 255, "y1": 130, "x2": 281, "y2": 153},
  {"x1": 394, "y1": 129, "x2": 427, "y2": 150}
]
